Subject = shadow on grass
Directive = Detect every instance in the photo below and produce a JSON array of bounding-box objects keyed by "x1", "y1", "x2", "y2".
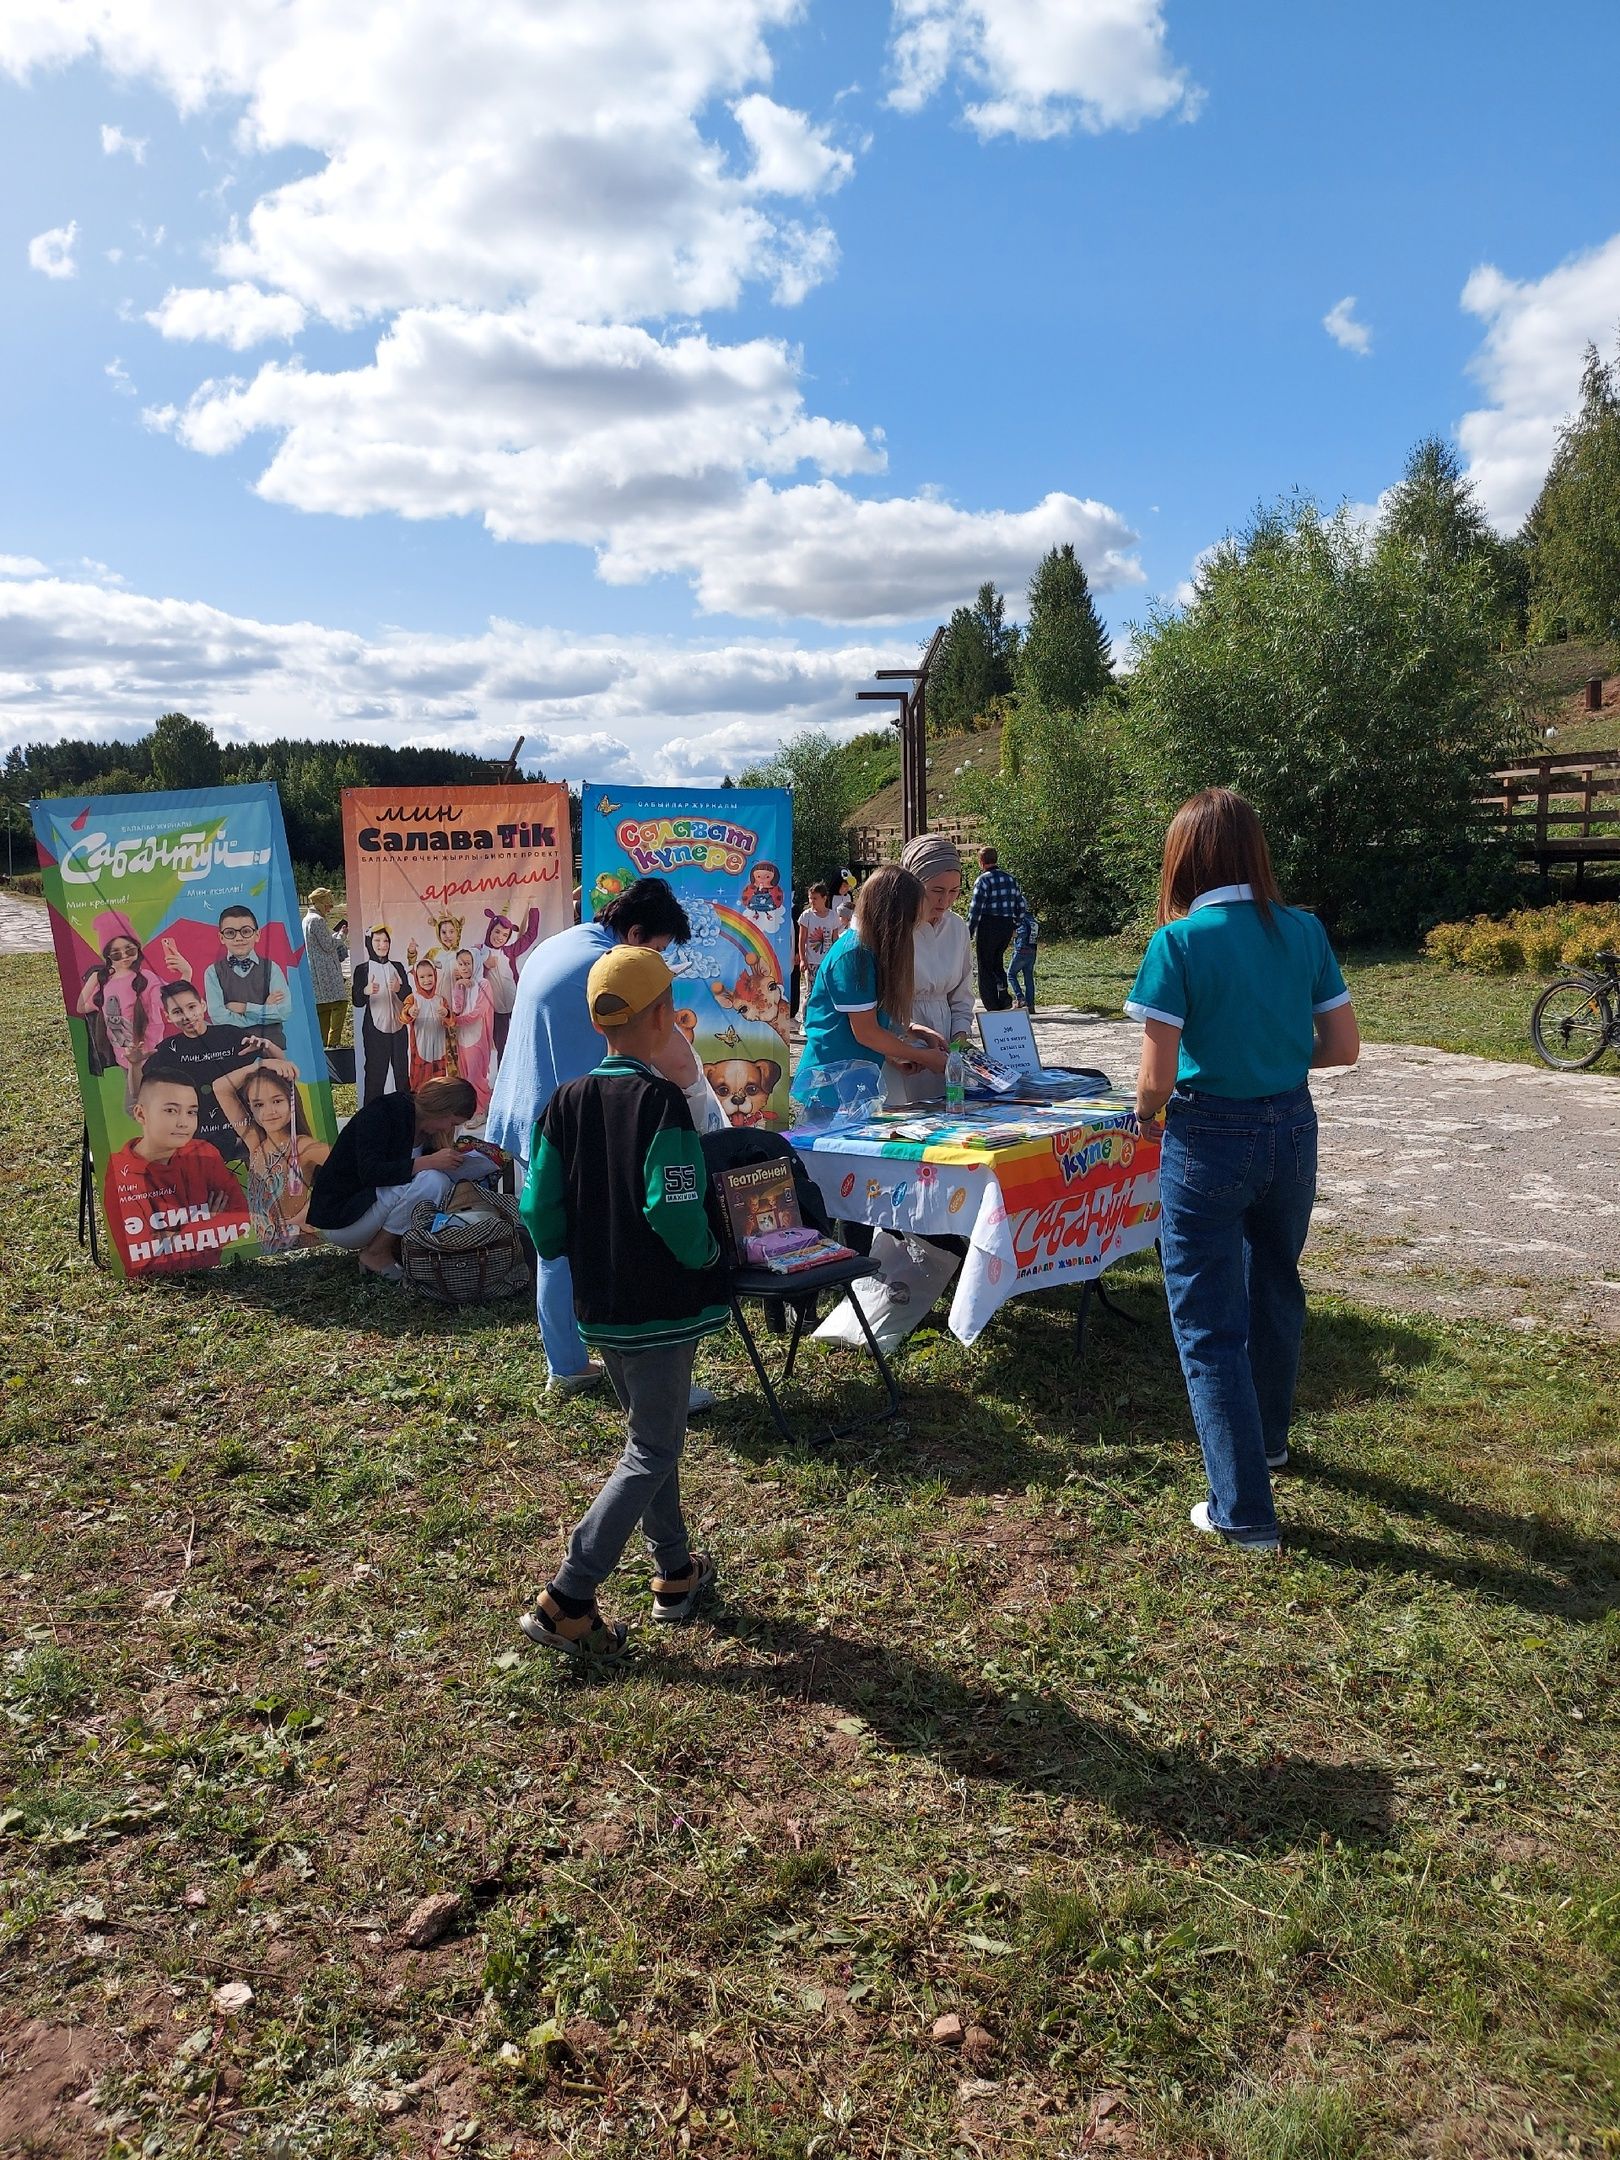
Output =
[
  {"x1": 667, "y1": 1608, "x2": 1395, "y2": 1854},
  {"x1": 1287, "y1": 1458, "x2": 1620, "y2": 1622}
]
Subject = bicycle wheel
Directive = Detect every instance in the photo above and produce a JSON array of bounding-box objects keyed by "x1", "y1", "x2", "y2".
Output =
[{"x1": 1530, "y1": 977, "x2": 1615, "y2": 1070}]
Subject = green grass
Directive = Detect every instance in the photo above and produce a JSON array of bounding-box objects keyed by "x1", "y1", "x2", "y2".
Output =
[
  {"x1": 1037, "y1": 935, "x2": 1579, "y2": 1067},
  {"x1": 2, "y1": 949, "x2": 1618, "y2": 2155}
]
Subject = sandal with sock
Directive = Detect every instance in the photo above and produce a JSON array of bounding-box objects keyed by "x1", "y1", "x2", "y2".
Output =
[
  {"x1": 519, "y1": 1588, "x2": 629, "y2": 1661},
  {"x1": 650, "y1": 1551, "x2": 716, "y2": 1625}
]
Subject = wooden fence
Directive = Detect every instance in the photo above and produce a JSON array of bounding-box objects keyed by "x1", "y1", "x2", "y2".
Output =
[
  {"x1": 844, "y1": 814, "x2": 983, "y2": 870},
  {"x1": 1483, "y1": 749, "x2": 1620, "y2": 875}
]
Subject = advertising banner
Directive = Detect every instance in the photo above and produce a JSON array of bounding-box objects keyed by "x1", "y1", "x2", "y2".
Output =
[
  {"x1": 340, "y1": 783, "x2": 572, "y2": 1116},
  {"x1": 30, "y1": 784, "x2": 338, "y2": 1279},
  {"x1": 581, "y1": 785, "x2": 794, "y2": 1130}
]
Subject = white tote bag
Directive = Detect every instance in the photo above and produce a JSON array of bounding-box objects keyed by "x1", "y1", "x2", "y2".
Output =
[{"x1": 811, "y1": 1229, "x2": 960, "y2": 1353}]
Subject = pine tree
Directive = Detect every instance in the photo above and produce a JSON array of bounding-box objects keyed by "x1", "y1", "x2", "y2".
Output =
[
  {"x1": 973, "y1": 580, "x2": 1018, "y2": 696},
  {"x1": 1524, "y1": 343, "x2": 1620, "y2": 641},
  {"x1": 1379, "y1": 436, "x2": 1492, "y2": 567},
  {"x1": 930, "y1": 603, "x2": 996, "y2": 732},
  {"x1": 1018, "y1": 544, "x2": 1113, "y2": 712}
]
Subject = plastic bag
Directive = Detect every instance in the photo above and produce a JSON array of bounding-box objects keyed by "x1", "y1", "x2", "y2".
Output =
[
  {"x1": 789, "y1": 1059, "x2": 882, "y2": 1133},
  {"x1": 812, "y1": 1228, "x2": 959, "y2": 1352}
]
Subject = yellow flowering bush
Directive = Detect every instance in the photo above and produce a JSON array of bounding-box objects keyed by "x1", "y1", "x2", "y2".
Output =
[{"x1": 1424, "y1": 901, "x2": 1620, "y2": 974}]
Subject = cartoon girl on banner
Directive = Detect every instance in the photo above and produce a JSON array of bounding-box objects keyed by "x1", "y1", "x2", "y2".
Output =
[{"x1": 738, "y1": 860, "x2": 786, "y2": 935}]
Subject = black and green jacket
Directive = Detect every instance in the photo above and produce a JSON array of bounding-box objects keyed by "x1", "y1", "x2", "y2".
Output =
[{"x1": 521, "y1": 1054, "x2": 728, "y2": 1350}]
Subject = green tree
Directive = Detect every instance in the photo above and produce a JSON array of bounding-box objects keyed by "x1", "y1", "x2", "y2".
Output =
[
  {"x1": 738, "y1": 729, "x2": 866, "y2": 892},
  {"x1": 973, "y1": 580, "x2": 1018, "y2": 697},
  {"x1": 1379, "y1": 436, "x2": 1492, "y2": 567},
  {"x1": 1525, "y1": 341, "x2": 1620, "y2": 642},
  {"x1": 959, "y1": 693, "x2": 1131, "y2": 936},
  {"x1": 1124, "y1": 497, "x2": 1527, "y2": 941},
  {"x1": 147, "y1": 711, "x2": 223, "y2": 792},
  {"x1": 930, "y1": 603, "x2": 997, "y2": 733},
  {"x1": 1018, "y1": 542, "x2": 1112, "y2": 711}
]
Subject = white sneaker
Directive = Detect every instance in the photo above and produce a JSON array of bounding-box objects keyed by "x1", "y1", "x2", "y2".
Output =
[
  {"x1": 547, "y1": 1361, "x2": 605, "y2": 1398},
  {"x1": 1266, "y1": 1447, "x2": 1290, "y2": 1471},
  {"x1": 687, "y1": 1384, "x2": 718, "y2": 1417},
  {"x1": 1190, "y1": 1500, "x2": 1279, "y2": 1554}
]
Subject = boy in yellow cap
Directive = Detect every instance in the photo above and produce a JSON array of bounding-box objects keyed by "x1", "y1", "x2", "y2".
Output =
[{"x1": 518, "y1": 945, "x2": 727, "y2": 1657}]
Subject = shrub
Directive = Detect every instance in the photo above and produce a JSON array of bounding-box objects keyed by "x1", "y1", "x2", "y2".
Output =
[
  {"x1": 1423, "y1": 900, "x2": 1620, "y2": 973},
  {"x1": 959, "y1": 693, "x2": 1134, "y2": 936}
]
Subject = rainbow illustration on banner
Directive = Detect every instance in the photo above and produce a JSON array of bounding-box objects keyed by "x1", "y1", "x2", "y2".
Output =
[{"x1": 711, "y1": 901, "x2": 781, "y2": 983}]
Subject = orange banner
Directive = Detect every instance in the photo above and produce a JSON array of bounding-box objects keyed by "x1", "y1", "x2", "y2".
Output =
[{"x1": 340, "y1": 783, "x2": 572, "y2": 1117}]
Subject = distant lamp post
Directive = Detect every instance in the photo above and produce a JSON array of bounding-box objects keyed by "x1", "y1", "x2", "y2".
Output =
[{"x1": 854, "y1": 623, "x2": 945, "y2": 843}]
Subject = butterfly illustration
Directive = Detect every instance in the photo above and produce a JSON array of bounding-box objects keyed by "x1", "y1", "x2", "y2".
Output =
[
  {"x1": 717, "y1": 1022, "x2": 742, "y2": 1049},
  {"x1": 595, "y1": 796, "x2": 620, "y2": 816}
]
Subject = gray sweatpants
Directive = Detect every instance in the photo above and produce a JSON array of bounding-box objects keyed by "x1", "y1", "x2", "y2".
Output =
[{"x1": 552, "y1": 1339, "x2": 696, "y2": 1600}]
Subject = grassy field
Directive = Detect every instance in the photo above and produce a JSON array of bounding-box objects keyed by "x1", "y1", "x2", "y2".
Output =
[
  {"x1": 1037, "y1": 937, "x2": 1573, "y2": 1068},
  {"x1": 3, "y1": 947, "x2": 1618, "y2": 2158}
]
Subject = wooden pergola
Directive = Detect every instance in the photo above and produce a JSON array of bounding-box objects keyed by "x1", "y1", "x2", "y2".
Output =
[{"x1": 856, "y1": 624, "x2": 946, "y2": 843}]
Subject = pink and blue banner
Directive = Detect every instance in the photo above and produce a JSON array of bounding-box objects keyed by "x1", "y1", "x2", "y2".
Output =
[
  {"x1": 581, "y1": 785, "x2": 794, "y2": 1130},
  {"x1": 30, "y1": 784, "x2": 337, "y2": 1278}
]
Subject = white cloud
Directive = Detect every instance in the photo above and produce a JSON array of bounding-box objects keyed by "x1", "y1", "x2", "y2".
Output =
[
  {"x1": 887, "y1": 0, "x2": 1200, "y2": 139},
  {"x1": 2, "y1": 3, "x2": 1143, "y2": 627},
  {"x1": 27, "y1": 220, "x2": 78, "y2": 279},
  {"x1": 0, "y1": 559, "x2": 904, "y2": 781},
  {"x1": 147, "y1": 283, "x2": 308, "y2": 349},
  {"x1": 734, "y1": 94, "x2": 855, "y2": 197},
  {"x1": 1323, "y1": 295, "x2": 1371, "y2": 357},
  {"x1": 1458, "y1": 232, "x2": 1620, "y2": 531},
  {"x1": 104, "y1": 356, "x2": 135, "y2": 396},
  {"x1": 99, "y1": 122, "x2": 145, "y2": 162},
  {"x1": 0, "y1": 555, "x2": 47, "y2": 577},
  {"x1": 143, "y1": 307, "x2": 1140, "y2": 621}
]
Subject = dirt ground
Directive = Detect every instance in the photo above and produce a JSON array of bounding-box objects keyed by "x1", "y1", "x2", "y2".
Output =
[{"x1": 1035, "y1": 1010, "x2": 1620, "y2": 1339}]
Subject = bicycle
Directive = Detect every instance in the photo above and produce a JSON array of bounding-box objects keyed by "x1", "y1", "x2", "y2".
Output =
[{"x1": 1530, "y1": 949, "x2": 1620, "y2": 1070}]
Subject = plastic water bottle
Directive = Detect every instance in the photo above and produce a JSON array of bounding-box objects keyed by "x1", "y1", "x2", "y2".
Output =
[{"x1": 944, "y1": 1043, "x2": 967, "y2": 1109}]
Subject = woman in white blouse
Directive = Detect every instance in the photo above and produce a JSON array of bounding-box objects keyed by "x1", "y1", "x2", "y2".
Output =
[{"x1": 889, "y1": 833, "x2": 975, "y2": 1104}]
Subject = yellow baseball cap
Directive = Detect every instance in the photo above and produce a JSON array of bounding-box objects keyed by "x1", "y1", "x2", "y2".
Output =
[{"x1": 587, "y1": 944, "x2": 674, "y2": 1026}]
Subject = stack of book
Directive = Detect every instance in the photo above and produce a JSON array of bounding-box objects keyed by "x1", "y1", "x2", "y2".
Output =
[{"x1": 711, "y1": 1157, "x2": 854, "y2": 1275}]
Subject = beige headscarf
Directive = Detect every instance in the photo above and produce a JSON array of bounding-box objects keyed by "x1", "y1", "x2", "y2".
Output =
[{"x1": 899, "y1": 832, "x2": 962, "y2": 884}]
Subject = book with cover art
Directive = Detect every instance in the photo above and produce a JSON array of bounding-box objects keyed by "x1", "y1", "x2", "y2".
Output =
[{"x1": 710, "y1": 1155, "x2": 803, "y2": 1265}]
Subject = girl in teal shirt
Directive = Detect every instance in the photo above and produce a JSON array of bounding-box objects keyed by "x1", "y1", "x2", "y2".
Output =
[
  {"x1": 794, "y1": 865, "x2": 950, "y2": 1105},
  {"x1": 1128, "y1": 790, "x2": 1360, "y2": 1553}
]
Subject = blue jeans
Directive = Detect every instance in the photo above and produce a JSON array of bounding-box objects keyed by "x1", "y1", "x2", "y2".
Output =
[
  {"x1": 1008, "y1": 952, "x2": 1035, "y2": 1009},
  {"x1": 536, "y1": 1253, "x2": 592, "y2": 1379},
  {"x1": 1157, "y1": 1083, "x2": 1318, "y2": 1545}
]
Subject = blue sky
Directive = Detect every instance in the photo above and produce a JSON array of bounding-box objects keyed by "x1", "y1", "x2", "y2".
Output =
[{"x1": 3, "y1": 0, "x2": 1618, "y2": 779}]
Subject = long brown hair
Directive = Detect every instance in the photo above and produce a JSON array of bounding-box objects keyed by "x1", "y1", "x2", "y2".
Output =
[
  {"x1": 853, "y1": 865, "x2": 923, "y2": 1025},
  {"x1": 1157, "y1": 789, "x2": 1282, "y2": 926}
]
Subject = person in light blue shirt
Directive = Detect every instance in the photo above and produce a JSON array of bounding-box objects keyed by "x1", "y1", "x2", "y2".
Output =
[
  {"x1": 485, "y1": 877, "x2": 699, "y2": 1397},
  {"x1": 1128, "y1": 789, "x2": 1359, "y2": 1554}
]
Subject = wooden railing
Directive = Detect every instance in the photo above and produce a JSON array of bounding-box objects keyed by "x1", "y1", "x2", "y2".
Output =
[
  {"x1": 845, "y1": 813, "x2": 984, "y2": 869},
  {"x1": 1482, "y1": 749, "x2": 1620, "y2": 864}
]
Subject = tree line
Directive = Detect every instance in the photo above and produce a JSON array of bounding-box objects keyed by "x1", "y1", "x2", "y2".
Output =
[{"x1": 2, "y1": 714, "x2": 521, "y2": 875}]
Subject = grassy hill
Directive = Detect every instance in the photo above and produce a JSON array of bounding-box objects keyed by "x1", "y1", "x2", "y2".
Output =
[
  {"x1": 848, "y1": 723, "x2": 1003, "y2": 830},
  {"x1": 1525, "y1": 638, "x2": 1620, "y2": 755}
]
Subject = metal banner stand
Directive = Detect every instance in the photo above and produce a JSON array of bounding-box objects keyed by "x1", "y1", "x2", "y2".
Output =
[{"x1": 77, "y1": 1122, "x2": 103, "y2": 1268}]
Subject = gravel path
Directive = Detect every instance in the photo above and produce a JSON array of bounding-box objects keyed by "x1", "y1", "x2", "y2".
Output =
[
  {"x1": 0, "y1": 891, "x2": 54, "y2": 955},
  {"x1": 1033, "y1": 1009, "x2": 1620, "y2": 1338}
]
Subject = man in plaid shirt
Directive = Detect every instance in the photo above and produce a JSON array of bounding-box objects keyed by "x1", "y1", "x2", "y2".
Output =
[{"x1": 966, "y1": 846, "x2": 1028, "y2": 1011}]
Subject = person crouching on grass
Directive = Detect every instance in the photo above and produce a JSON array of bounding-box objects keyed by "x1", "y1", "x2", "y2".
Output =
[
  {"x1": 517, "y1": 945, "x2": 727, "y2": 1660},
  {"x1": 305, "y1": 1074, "x2": 492, "y2": 1280}
]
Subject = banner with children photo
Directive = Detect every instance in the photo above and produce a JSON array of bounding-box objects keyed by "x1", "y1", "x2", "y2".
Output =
[
  {"x1": 581, "y1": 784, "x2": 794, "y2": 1130},
  {"x1": 29, "y1": 783, "x2": 339, "y2": 1280},
  {"x1": 340, "y1": 782, "x2": 572, "y2": 1120}
]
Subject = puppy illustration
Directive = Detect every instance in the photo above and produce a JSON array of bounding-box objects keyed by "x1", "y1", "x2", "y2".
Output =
[
  {"x1": 712, "y1": 953, "x2": 790, "y2": 1041},
  {"x1": 704, "y1": 1056, "x2": 782, "y2": 1128}
]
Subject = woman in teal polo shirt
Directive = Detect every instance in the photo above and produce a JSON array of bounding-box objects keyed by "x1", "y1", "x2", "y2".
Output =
[
  {"x1": 793, "y1": 864, "x2": 949, "y2": 1107},
  {"x1": 1128, "y1": 789, "x2": 1360, "y2": 1553}
]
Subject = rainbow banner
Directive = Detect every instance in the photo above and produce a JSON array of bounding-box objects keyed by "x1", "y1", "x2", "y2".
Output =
[
  {"x1": 30, "y1": 784, "x2": 337, "y2": 1280},
  {"x1": 581, "y1": 785, "x2": 794, "y2": 1130}
]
